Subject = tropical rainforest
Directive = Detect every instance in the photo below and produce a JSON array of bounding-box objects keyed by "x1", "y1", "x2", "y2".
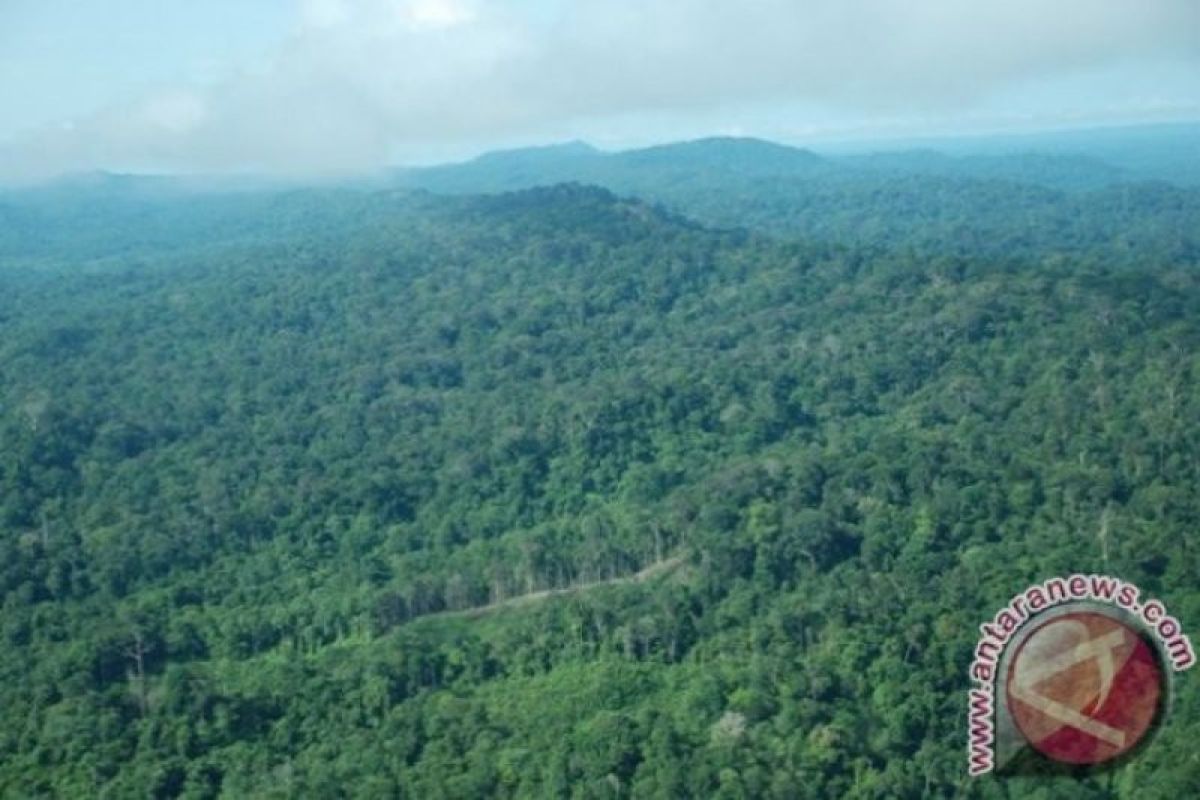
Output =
[{"x1": 1, "y1": 125, "x2": 1199, "y2": 798}]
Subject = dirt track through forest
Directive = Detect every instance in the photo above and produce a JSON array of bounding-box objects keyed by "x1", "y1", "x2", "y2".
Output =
[{"x1": 422, "y1": 555, "x2": 688, "y2": 622}]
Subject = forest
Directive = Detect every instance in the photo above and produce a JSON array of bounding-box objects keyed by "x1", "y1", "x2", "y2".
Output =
[{"x1": 1, "y1": 130, "x2": 1199, "y2": 798}]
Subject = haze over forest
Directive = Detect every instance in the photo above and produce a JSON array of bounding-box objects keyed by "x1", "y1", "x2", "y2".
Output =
[{"x1": 2, "y1": 1, "x2": 1199, "y2": 798}]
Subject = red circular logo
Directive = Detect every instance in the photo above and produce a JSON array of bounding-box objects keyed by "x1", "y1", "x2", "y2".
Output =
[{"x1": 1006, "y1": 611, "x2": 1163, "y2": 765}]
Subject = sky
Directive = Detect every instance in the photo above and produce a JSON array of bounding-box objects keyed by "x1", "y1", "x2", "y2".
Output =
[{"x1": 0, "y1": 0, "x2": 1198, "y2": 182}]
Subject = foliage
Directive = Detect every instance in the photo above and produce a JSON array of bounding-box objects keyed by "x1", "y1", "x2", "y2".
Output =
[{"x1": 1, "y1": 148, "x2": 1199, "y2": 797}]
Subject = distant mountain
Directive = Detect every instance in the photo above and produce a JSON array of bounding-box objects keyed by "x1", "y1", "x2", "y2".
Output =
[
  {"x1": 396, "y1": 136, "x2": 831, "y2": 195},
  {"x1": 842, "y1": 149, "x2": 1129, "y2": 191},
  {"x1": 613, "y1": 136, "x2": 827, "y2": 176},
  {"x1": 398, "y1": 125, "x2": 1200, "y2": 200},
  {"x1": 470, "y1": 140, "x2": 600, "y2": 166},
  {"x1": 389, "y1": 134, "x2": 1200, "y2": 263},
  {"x1": 418, "y1": 141, "x2": 603, "y2": 192},
  {"x1": 829, "y1": 122, "x2": 1200, "y2": 186},
  {"x1": 4, "y1": 127, "x2": 1197, "y2": 266}
]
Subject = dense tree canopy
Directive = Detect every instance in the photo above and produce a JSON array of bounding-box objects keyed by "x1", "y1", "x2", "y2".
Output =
[{"x1": 1, "y1": 141, "x2": 1199, "y2": 797}]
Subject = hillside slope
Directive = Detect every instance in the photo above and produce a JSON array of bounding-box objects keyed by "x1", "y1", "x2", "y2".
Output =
[
  {"x1": 1, "y1": 184, "x2": 1199, "y2": 796},
  {"x1": 396, "y1": 137, "x2": 1200, "y2": 263}
]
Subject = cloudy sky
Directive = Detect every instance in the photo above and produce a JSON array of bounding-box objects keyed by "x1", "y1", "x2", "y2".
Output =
[{"x1": 1, "y1": 0, "x2": 1198, "y2": 181}]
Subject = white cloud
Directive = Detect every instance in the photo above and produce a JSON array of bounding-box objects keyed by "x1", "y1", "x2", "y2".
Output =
[
  {"x1": 299, "y1": 0, "x2": 351, "y2": 29},
  {"x1": 407, "y1": 0, "x2": 476, "y2": 30},
  {"x1": 1, "y1": 0, "x2": 1197, "y2": 182},
  {"x1": 137, "y1": 91, "x2": 209, "y2": 135},
  {"x1": 298, "y1": 0, "x2": 477, "y2": 33}
]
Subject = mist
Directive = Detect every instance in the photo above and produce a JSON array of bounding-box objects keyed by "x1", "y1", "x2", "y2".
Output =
[{"x1": 1, "y1": 0, "x2": 1197, "y2": 182}]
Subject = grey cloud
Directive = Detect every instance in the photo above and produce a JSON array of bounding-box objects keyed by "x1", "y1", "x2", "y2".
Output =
[{"x1": 2, "y1": 0, "x2": 1197, "y2": 181}]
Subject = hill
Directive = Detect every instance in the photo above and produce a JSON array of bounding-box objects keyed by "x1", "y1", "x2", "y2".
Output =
[
  {"x1": 395, "y1": 134, "x2": 1200, "y2": 263},
  {"x1": 2, "y1": 180, "x2": 1199, "y2": 796}
]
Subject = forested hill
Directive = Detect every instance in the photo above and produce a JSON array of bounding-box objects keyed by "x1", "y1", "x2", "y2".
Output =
[
  {"x1": 2, "y1": 175, "x2": 1199, "y2": 797},
  {"x1": 5, "y1": 127, "x2": 1199, "y2": 269},
  {"x1": 395, "y1": 136, "x2": 1200, "y2": 262}
]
